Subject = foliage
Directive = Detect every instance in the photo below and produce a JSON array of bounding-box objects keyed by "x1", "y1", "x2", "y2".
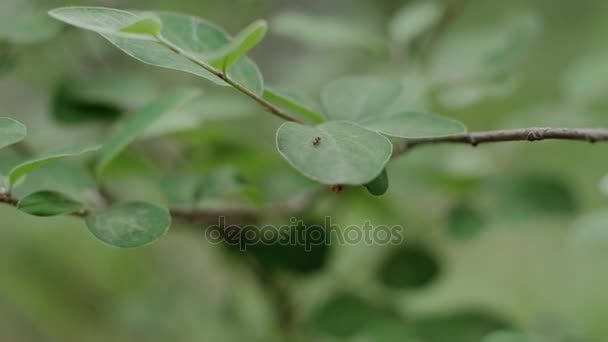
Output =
[{"x1": 1, "y1": 0, "x2": 608, "y2": 341}]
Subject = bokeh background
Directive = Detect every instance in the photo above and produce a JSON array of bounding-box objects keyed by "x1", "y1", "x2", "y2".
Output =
[{"x1": 2, "y1": 0, "x2": 608, "y2": 341}]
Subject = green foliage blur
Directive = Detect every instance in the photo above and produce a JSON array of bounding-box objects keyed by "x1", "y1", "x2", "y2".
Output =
[{"x1": 2, "y1": 0, "x2": 608, "y2": 341}]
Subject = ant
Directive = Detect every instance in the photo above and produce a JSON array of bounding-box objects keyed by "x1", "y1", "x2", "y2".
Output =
[{"x1": 312, "y1": 136, "x2": 321, "y2": 146}]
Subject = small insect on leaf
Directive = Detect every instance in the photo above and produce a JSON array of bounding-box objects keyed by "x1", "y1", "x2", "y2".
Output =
[
  {"x1": 330, "y1": 184, "x2": 343, "y2": 193},
  {"x1": 312, "y1": 136, "x2": 321, "y2": 146}
]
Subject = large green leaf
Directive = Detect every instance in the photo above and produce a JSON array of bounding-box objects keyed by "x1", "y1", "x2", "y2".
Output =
[
  {"x1": 0, "y1": 117, "x2": 26, "y2": 150},
  {"x1": 85, "y1": 201, "x2": 170, "y2": 248},
  {"x1": 276, "y1": 121, "x2": 392, "y2": 185},
  {"x1": 96, "y1": 88, "x2": 201, "y2": 176},
  {"x1": 17, "y1": 191, "x2": 84, "y2": 217},
  {"x1": 321, "y1": 77, "x2": 466, "y2": 138},
  {"x1": 49, "y1": 7, "x2": 264, "y2": 95},
  {"x1": 209, "y1": 20, "x2": 267, "y2": 69},
  {"x1": 8, "y1": 144, "x2": 100, "y2": 186},
  {"x1": 263, "y1": 87, "x2": 325, "y2": 123}
]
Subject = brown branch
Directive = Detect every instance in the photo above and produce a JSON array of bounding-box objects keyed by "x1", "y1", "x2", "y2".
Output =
[
  {"x1": 393, "y1": 127, "x2": 608, "y2": 157},
  {"x1": 155, "y1": 34, "x2": 305, "y2": 124},
  {"x1": 169, "y1": 187, "x2": 327, "y2": 224}
]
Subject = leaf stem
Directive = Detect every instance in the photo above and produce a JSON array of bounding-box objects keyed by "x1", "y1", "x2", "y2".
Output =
[
  {"x1": 393, "y1": 127, "x2": 608, "y2": 157},
  {"x1": 154, "y1": 34, "x2": 305, "y2": 124}
]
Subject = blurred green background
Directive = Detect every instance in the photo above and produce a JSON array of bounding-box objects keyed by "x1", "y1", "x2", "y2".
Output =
[{"x1": 2, "y1": 0, "x2": 608, "y2": 341}]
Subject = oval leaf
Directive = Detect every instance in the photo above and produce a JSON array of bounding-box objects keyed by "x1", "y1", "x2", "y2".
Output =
[
  {"x1": 209, "y1": 20, "x2": 268, "y2": 69},
  {"x1": 263, "y1": 87, "x2": 325, "y2": 123},
  {"x1": 96, "y1": 88, "x2": 201, "y2": 176},
  {"x1": 85, "y1": 202, "x2": 170, "y2": 248},
  {"x1": 361, "y1": 111, "x2": 467, "y2": 139},
  {"x1": 0, "y1": 117, "x2": 27, "y2": 150},
  {"x1": 365, "y1": 168, "x2": 389, "y2": 196},
  {"x1": 276, "y1": 121, "x2": 392, "y2": 185},
  {"x1": 322, "y1": 77, "x2": 466, "y2": 138},
  {"x1": 17, "y1": 191, "x2": 83, "y2": 217},
  {"x1": 9, "y1": 144, "x2": 100, "y2": 186}
]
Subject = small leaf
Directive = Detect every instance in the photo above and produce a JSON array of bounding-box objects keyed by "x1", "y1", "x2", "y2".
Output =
[
  {"x1": 263, "y1": 87, "x2": 325, "y2": 123},
  {"x1": 120, "y1": 15, "x2": 162, "y2": 36},
  {"x1": 96, "y1": 88, "x2": 201, "y2": 177},
  {"x1": 85, "y1": 202, "x2": 170, "y2": 248},
  {"x1": 0, "y1": 117, "x2": 27, "y2": 150},
  {"x1": 276, "y1": 121, "x2": 392, "y2": 185},
  {"x1": 365, "y1": 168, "x2": 388, "y2": 196},
  {"x1": 209, "y1": 20, "x2": 267, "y2": 69},
  {"x1": 9, "y1": 144, "x2": 100, "y2": 186},
  {"x1": 322, "y1": 77, "x2": 466, "y2": 138},
  {"x1": 17, "y1": 191, "x2": 83, "y2": 217},
  {"x1": 390, "y1": 1, "x2": 444, "y2": 46},
  {"x1": 377, "y1": 245, "x2": 441, "y2": 290}
]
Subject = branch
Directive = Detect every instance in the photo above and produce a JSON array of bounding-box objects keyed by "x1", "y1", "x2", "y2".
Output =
[
  {"x1": 169, "y1": 187, "x2": 327, "y2": 224},
  {"x1": 393, "y1": 127, "x2": 608, "y2": 157},
  {"x1": 155, "y1": 34, "x2": 305, "y2": 124}
]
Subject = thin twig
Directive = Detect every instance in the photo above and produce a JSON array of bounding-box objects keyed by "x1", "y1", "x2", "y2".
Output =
[
  {"x1": 393, "y1": 127, "x2": 608, "y2": 157},
  {"x1": 154, "y1": 34, "x2": 305, "y2": 124},
  {"x1": 169, "y1": 186, "x2": 327, "y2": 224}
]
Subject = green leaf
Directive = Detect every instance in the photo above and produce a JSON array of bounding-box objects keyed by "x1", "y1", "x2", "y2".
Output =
[
  {"x1": 96, "y1": 88, "x2": 201, "y2": 177},
  {"x1": 9, "y1": 144, "x2": 100, "y2": 186},
  {"x1": 120, "y1": 15, "x2": 162, "y2": 36},
  {"x1": 0, "y1": 10, "x2": 64, "y2": 44},
  {"x1": 482, "y1": 331, "x2": 530, "y2": 342},
  {"x1": 377, "y1": 245, "x2": 441, "y2": 290},
  {"x1": 322, "y1": 77, "x2": 466, "y2": 138},
  {"x1": 49, "y1": 7, "x2": 264, "y2": 95},
  {"x1": 209, "y1": 20, "x2": 267, "y2": 69},
  {"x1": 263, "y1": 87, "x2": 325, "y2": 123},
  {"x1": 271, "y1": 12, "x2": 387, "y2": 55},
  {"x1": 276, "y1": 121, "x2": 392, "y2": 185},
  {"x1": 11, "y1": 160, "x2": 97, "y2": 204},
  {"x1": 85, "y1": 201, "x2": 170, "y2": 248},
  {"x1": 390, "y1": 1, "x2": 443, "y2": 45},
  {"x1": 0, "y1": 117, "x2": 26, "y2": 150},
  {"x1": 143, "y1": 94, "x2": 254, "y2": 138},
  {"x1": 17, "y1": 191, "x2": 83, "y2": 217},
  {"x1": 365, "y1": 168, "x2": 388, "y2": 196}
]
